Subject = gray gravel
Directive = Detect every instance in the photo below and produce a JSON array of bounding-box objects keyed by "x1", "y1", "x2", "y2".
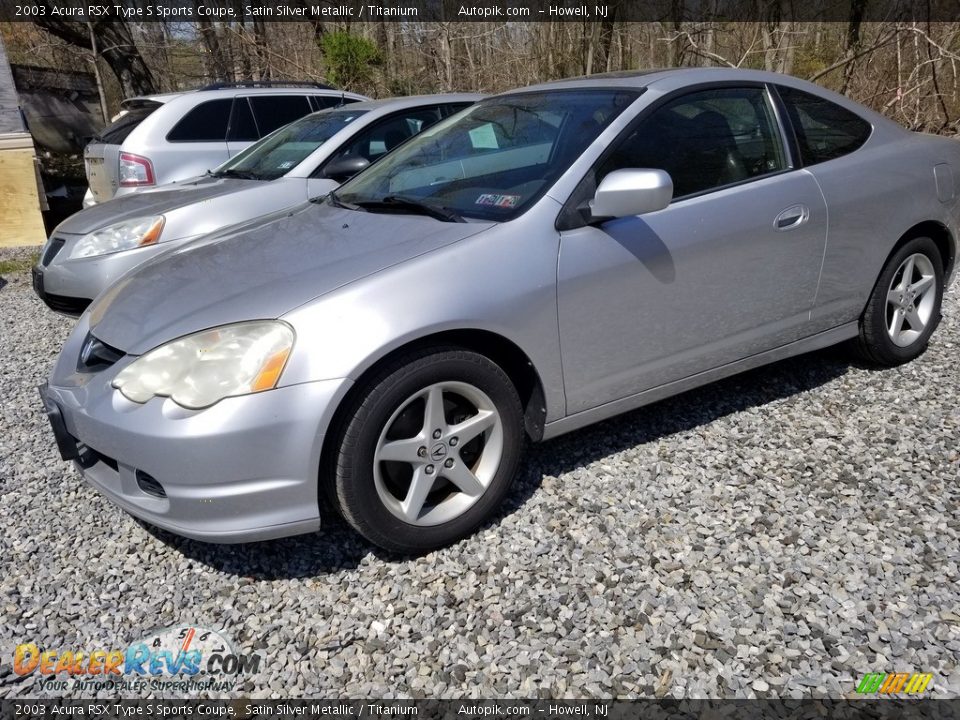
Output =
[{"x1": 1, "y1": 245, "x2": 958, "y2": 699}]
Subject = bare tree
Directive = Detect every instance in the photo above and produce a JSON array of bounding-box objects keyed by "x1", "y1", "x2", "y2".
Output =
[{"x1": 32, "y1": 11, "x2": 157, "y2": 95}]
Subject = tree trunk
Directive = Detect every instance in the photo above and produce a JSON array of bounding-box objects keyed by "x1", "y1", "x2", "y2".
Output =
[
  {"x1": 437, "y1": 23, "x2": 453, "y2": 91},
  {"x1": 87, "y1": 22, "x2": 108, "y2": 122},
  {"x1": 34, "y1": 15, "x2": 157, "y2": 95},
  {"x1": 194, "y1": 11, "x2": 230, "y2": 82}
]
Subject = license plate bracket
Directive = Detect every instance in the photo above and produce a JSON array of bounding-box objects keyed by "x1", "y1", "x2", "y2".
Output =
[
  {"x1": 38, "y1": 383, "x2": 80, "y2": 461},
  {"x1": 31, "y1": 266, "x2": 44, "y2": 296}
]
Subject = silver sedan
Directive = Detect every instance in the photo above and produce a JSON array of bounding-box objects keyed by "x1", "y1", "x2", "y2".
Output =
[
  {"x1": 31, "y1": 94, "x2": 481, "y2": 314},
  {"x1": 41, "y1": 69, "x2": 959, "y2": 553}
]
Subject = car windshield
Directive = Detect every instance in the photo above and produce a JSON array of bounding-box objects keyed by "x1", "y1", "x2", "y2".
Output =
[
  {"x1": 213, "y1": 108, "x2": 368, "y2": 181},
  {"x1": 333, "y1": 89, "x2": 640, "y2": 221}
]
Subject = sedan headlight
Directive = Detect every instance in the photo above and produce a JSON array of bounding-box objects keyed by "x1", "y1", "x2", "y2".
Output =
[
  {"x1": 71, "y1": 216, "x2": 165, "y2": 259},
  {"x1": 112, "y1": 321, "x2": 295, "y2": 409}
]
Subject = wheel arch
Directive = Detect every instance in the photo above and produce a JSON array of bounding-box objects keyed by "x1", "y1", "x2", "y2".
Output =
[
  {"x1": 859, "y1": 220, "x2": 954, "y2": 322},
  {"x1": 893, "y1": 220, "x2": 955, "y2": 284},
  {"x1": 316, "y1": 328, "x2": 548, "y2": 513}
]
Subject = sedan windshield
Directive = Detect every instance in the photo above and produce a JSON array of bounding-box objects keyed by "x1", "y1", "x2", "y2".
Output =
[
  {"x1": 213, "y1": 108, "x2": 368, "y2": 181},
  {"x1": 334, "y1": 89, "x2": 640, "y2": 221}
]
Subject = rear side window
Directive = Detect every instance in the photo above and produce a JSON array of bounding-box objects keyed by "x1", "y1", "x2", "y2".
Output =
[
  {"x1": 95, "y1": 106, "x2": 158, "y2": 145},
  {"x1": 777, "y1": 86, "x2": 871, "y2": 165},
  {"x1": 249, "y1": 95, "x2": 312, "y2": 136},
  {"x1": 167, "y1": 99, "x2": 233, "y2": 142}
]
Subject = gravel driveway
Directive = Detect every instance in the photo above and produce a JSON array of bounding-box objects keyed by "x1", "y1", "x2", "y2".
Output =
[{"x1": 1, "y1": 246, "x2": 958, "y2": 699}]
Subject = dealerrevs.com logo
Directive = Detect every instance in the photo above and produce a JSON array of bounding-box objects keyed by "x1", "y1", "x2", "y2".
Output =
[{"x1": 14, "y1": 625, "x2": 260, "y2": 692}]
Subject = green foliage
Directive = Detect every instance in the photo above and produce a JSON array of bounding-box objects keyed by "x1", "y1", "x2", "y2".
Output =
[
  {"x1": 320, "y1": 31, "x2": 383, "y2": 91},
  {"x1": 0, "y1": 254, "x2": 40, "y2": 276}
]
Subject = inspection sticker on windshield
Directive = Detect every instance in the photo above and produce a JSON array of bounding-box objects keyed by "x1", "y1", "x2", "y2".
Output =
[{"x1": 476, "y1": 193, "x2": 520, "y2": 208}]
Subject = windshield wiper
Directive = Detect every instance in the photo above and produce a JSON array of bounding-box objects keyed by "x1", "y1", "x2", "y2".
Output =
[
  {"x1": 319, "y1": 189, "x2": 363, "y2": 210},
  {"x1": 354, "y1": 195, "x2": 464, "y2": 223},
  {"x1": 210, "y1": 168, "x2": 261, "y2": 180}
]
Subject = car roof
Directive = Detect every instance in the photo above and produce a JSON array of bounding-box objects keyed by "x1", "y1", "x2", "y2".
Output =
[
  {"x1": 121, "y1": 86, "x2": 367, "y2": 107},
  {"x1": 336, "y1": 93, "x2": 486, "y2": 112},
  {"x1": 120, "y1": 92, "x2": 184, "y2": 108},
  {"x1": 181, "y1": 87, "x2": 366, "y2": 100},
  {"x1": 505, "y1": 67, "x2": 847, "y2": 94},
  {"x1": 500, "y1": 67, "x2": 897, "y2": 128},
  {"x1": 506, "y1": 67, "x2": 697, "y2": 92}
]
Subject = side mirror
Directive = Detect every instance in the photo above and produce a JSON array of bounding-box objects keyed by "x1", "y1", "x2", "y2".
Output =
[
  {"x1": 322, "y1": 154, "x2": 370, "y2": 182},
  {"x1": 589, "y1": 169, "x2": 673, "y2": 221}
]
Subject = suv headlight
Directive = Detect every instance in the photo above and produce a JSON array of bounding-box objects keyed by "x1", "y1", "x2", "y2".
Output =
[
  {"x1": 112, "y1": 321, "x2": 295, "y2": 409},
  {"x1": 71, "y1": 216, "x2": 164, "y2": 259}
]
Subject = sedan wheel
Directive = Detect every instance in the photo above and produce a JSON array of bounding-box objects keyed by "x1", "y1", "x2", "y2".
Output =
[
  {"x1": 331, "y1": 347, "x2": 523, "y2": 553},
  {"x1": 857, "y1": 236, "x2": 943, "y2": 366}
]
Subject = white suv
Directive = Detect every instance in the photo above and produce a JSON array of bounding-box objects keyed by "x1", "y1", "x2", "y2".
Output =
[{"x1": 83, "y1": 82, "x2": 368, "y2": 206}]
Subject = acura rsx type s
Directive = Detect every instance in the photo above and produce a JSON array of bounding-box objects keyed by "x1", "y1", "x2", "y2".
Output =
[
  {"x1": 32, "y1": 94, "x2": 481, "y2": 315},
  {"x1": 40, "y1": 69, "x2": 959, "y2": 554}
]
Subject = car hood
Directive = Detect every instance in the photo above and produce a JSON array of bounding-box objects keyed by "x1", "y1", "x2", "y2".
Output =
[
  {"x1": 56, "y1": 176, "x2": 263, "y2": 234},
  {"x1": 87, "y1": 202, "x2": 496, "y2": 355}
]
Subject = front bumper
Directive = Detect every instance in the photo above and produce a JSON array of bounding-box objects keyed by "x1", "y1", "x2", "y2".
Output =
[
  {"x1": 40, "y1": 372, "x2": 352, "y2": 543},
  {"x1": 32, "y1": 264, "x2": 90, "y2": 315},
  {"x1": 33, "y1": 236, "x2": 191, "y2": 314}
]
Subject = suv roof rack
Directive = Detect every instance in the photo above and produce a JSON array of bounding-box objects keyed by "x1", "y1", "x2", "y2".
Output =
[{"x1": 199, "y1": 81, "x2": 335, "y2": 91}]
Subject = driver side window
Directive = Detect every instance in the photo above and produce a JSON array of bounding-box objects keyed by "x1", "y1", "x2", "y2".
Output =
[
  {"x1": 598, "y1": 86, "x2": 788, "y2": 199},
  {"x1": 328, "y1": 108, "x2": 444, "y2": 165}
]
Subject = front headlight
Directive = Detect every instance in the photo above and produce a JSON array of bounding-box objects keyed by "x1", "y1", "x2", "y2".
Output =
[
  {"x1": 71, "y1": 216, "x2": 164, "y2": 259},
  {"x1": 112, "y1": 321, "x2": 295, "y2": 409}
]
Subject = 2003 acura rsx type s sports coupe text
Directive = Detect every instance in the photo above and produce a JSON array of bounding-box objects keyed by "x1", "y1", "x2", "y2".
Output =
[{"x1": 41, "y1": 69, "x2": 959, "y2": 554}]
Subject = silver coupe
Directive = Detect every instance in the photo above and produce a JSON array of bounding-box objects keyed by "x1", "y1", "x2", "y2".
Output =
[{"x1": 41, "y1": 69, "x2": 958, "y2": 553}]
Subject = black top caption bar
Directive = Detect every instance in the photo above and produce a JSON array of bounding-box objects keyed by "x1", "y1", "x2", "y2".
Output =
[{"x1": 1, "y1": 0, "x2": 960, "y2": 22}]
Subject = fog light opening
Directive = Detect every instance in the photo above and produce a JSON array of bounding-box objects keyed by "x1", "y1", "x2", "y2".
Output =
[{"x1": 135, "y1": 470, "x2": 167, "y2": 498}]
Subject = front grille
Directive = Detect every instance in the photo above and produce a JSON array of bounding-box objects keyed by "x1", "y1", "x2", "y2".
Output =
[
  {"x1": 77, "y1": 332, "x2": 124, "y2": 372},
  {"x1": 41, "y1": 237, "x2": 66, "y2": 266},
  {"x1": 40, "y1": 292, "x2": 90, "y2": 316}
]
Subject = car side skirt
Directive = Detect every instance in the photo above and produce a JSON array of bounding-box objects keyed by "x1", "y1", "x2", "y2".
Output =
[{"x1": 541, "y1": 321, "x2": 860, "y2": 441}]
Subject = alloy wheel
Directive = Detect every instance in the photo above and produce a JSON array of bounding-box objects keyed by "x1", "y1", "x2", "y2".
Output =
[
  {"x1": 885, "y1": 252, "x2": 937, "y2": 348},
  {"x1": 373, "y1": 381, "x2": 504, "y2": 526}
]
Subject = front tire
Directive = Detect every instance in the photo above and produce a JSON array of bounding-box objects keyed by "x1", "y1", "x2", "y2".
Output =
[
  {"x1": 856, "y1": 236, "x2": 944, "y2": 366},
  {"x1": 331, "y1": 347, "x2": 524, "y2": 554}
]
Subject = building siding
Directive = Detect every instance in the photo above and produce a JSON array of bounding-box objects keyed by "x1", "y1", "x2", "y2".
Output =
[{"x1": 0, "y1": 34, "x2": 27, "y2": 135}]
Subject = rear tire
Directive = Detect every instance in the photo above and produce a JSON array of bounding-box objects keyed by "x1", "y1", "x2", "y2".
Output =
[
  {"x1": 330, "y1": 347, "x2": 524, "y2": 554},
  {"x1": 856, "y1": 236, "x2": 944, "y2": 367}
]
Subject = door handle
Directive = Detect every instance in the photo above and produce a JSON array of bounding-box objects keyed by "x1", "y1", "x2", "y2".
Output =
[{"x1": 774, "y1": 204, "x2": 809, "y2": 231}]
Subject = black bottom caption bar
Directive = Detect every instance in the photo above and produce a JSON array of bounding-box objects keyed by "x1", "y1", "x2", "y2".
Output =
[{"x1": 3, "y1": 700, "x2": 959, "y2": 720}]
